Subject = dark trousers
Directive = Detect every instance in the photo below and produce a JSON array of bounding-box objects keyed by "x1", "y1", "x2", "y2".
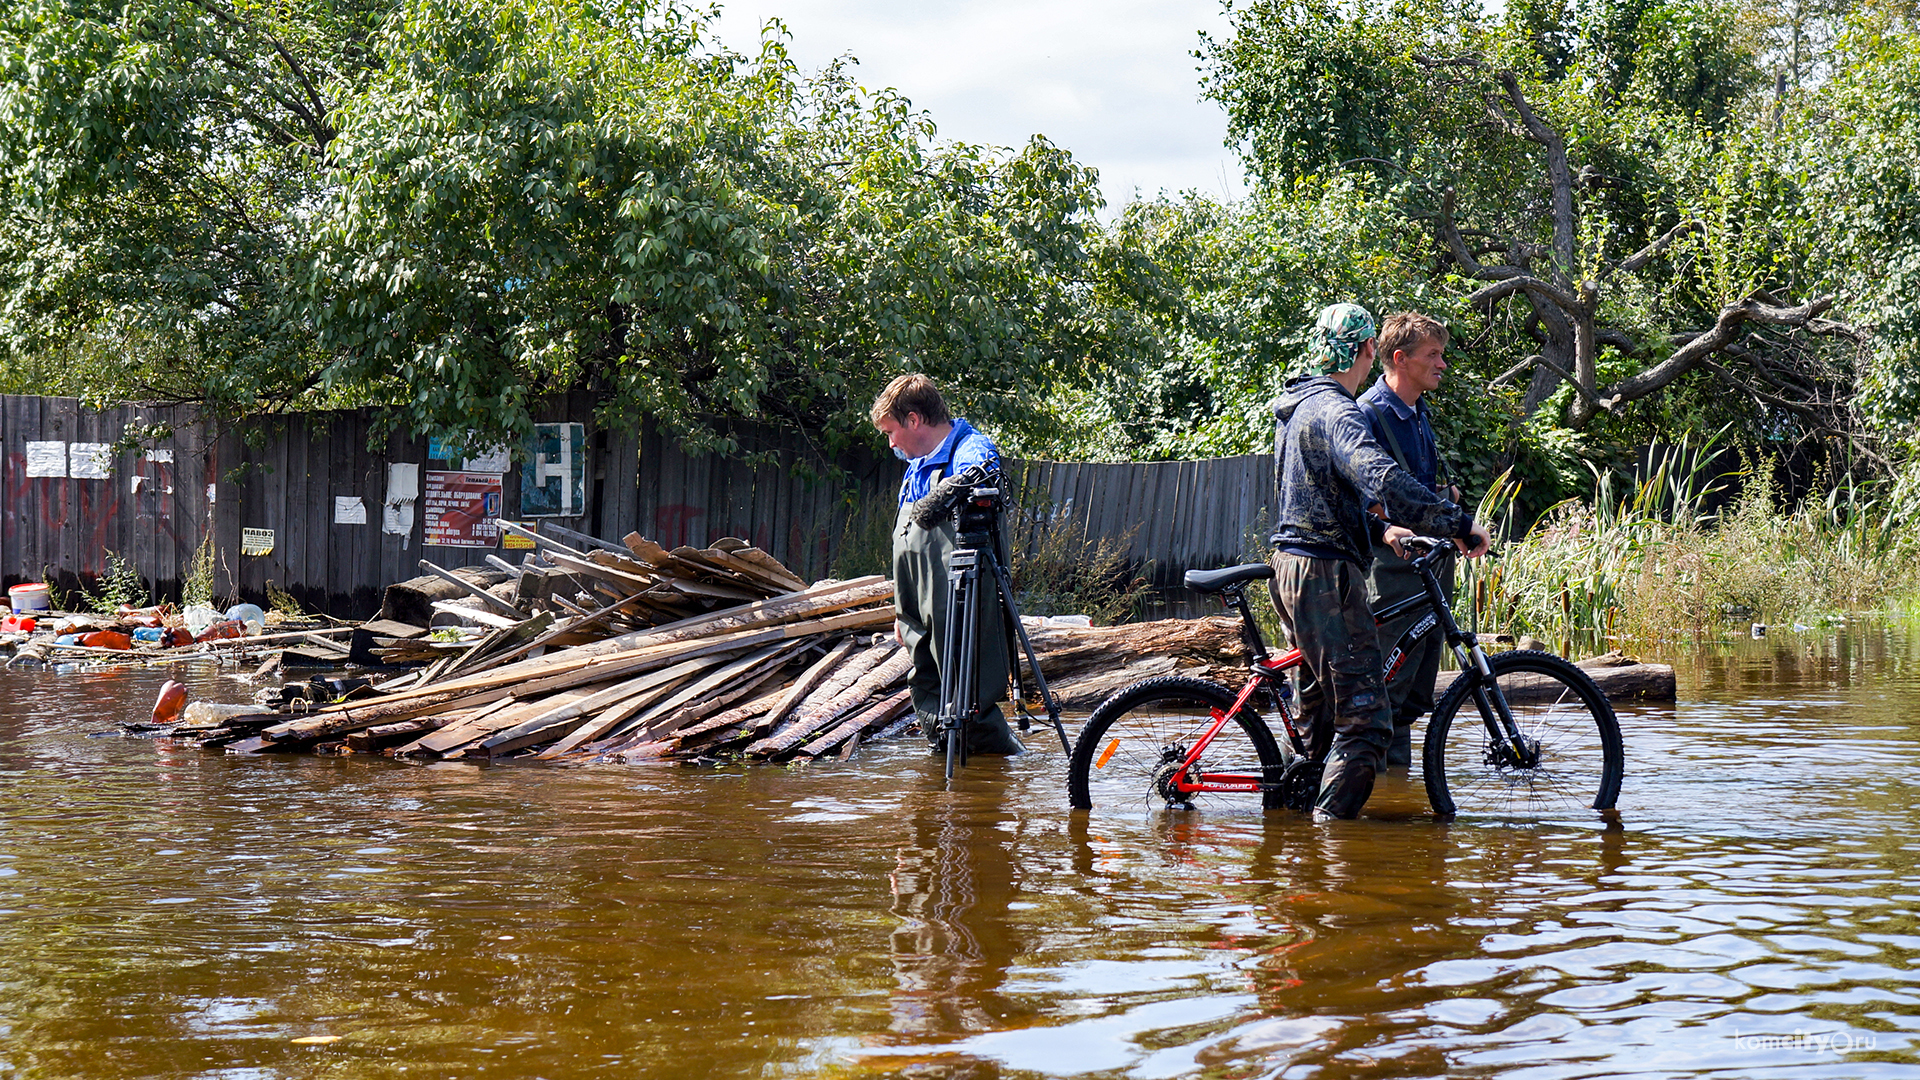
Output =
[
  {"x1": 1365, "y1": 543, "x2": 1455, "y2": 768},
  {"x1": 891, "y1": 503, "x2": 1021, "y2": 755},
  {"x1": 1266, "y1": 553, "x2": 1394, "y2": 818}
]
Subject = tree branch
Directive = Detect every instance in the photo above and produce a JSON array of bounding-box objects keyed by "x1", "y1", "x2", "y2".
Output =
[
  {"x1": 1600, "y1": 291, "x2": 1840, "y2": 406},
  {"x1": 1613, "y1": 219, "x2": 1701, "y2": 275},
  {"x1": 1466, "y1": 274, "x2": 1578, "y2": 312}
]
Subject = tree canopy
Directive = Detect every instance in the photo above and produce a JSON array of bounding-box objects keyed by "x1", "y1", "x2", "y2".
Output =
[
  {"x1": 2, "y1": 0, "x2": 1915, "y2": 490},
  {"x1": 0, "y1": 0, "x2": 1135, "y2": 455}
]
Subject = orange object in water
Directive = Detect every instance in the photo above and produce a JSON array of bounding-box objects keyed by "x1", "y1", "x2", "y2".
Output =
[
  {"x1": 152, "y1": 680, "x2": 188, "y2": 725},
  {"x1": 78, "y1": 630, "x2": 133, "y2": 650},
  {"x1": 195, "y1": 620, "x2": 244, "y2": 643}
]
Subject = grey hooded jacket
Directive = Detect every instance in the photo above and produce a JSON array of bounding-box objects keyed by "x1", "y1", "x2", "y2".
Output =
[{"x1": 1268, "y1": 376, "x2": 1474, "y2": 568}]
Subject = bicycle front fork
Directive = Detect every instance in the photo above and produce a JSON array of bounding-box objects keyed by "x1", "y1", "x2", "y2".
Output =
[{"x1": 1454, "y1": 641, "x2": 1542, "y2": 770}]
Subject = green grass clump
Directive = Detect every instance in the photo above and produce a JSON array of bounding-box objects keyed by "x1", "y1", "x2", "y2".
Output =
[{"x1": 1466, "y1": 434, "x2": 1920, "y2": 647}]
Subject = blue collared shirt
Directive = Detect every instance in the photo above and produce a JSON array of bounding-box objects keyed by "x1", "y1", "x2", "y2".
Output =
[
  {"x1": 897, "y1": 418, "x2": 1001, "y2": 507},
  {"x1": 1357, "y1": 380, "x2": 1442, "y2": 492}
]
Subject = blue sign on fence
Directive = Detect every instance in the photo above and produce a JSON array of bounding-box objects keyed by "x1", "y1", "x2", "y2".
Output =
[{"x1": 521, "y1": 423, "x2": 585, "y2": 518}]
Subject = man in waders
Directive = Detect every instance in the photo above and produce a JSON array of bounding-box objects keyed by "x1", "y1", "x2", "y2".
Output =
[
  {"x1": 1268, "y1": 304, "x2": 1489, "y2": 820},
  {"x1": 871, "y1": 375, "x2": 1025, "y2": 757},
  {"x1": 1360, "y1": 312, "x2": 1459, "y2": 770}
]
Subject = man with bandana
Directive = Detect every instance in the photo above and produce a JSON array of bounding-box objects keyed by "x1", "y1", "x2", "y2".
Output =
[
  {"x1": 871, "y1": 374, "x2": 1025, "y2": 757},
  {"x1": 1268, "y1": 303, "x2": 1490, "y2": 820}
]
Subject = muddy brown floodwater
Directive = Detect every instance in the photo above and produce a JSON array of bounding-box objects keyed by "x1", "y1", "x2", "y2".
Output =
[{"x1": 2, "y1": 625, "x2": 1918, "y2": 1079}]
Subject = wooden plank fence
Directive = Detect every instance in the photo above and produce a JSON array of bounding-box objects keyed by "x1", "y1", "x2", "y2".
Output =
[{"x1": 0, "y1": 394, "x2": 1278, "y2": 617}]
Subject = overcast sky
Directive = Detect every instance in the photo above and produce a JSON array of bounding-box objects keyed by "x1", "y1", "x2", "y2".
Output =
[{"x1": 708, "y1": 0, "x2": 1247, "y2": 211}]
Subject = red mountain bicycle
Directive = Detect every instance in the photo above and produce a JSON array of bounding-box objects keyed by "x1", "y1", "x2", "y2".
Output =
[{"x1": 1066, "y1": 538, "x2": 1624, "y2": 820}]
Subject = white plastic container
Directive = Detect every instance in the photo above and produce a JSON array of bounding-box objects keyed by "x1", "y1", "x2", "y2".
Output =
[
  {"x1": 9, "y1": 583, "x2": 50, "y2": 613},
  {"x1": 180, "y1": 701, "x2": 270, "y2": 725}
]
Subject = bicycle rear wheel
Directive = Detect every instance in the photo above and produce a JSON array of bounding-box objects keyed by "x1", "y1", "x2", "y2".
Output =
[
  {"x1": 1068, "y1": 676, "x2": 1287, "y2": 813},
  {"x1": 1422, "y1": 649, "x2": 1624, "y2": 820}
]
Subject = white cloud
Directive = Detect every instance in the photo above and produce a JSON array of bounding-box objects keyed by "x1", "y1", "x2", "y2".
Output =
[{"x1": 710, "y1": 0, "x2": 1247, "y2": 209}]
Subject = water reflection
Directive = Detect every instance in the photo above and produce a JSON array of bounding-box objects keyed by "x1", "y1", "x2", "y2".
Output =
[{"x1": 0, "y1": 625, "x2": 1916, "y2": 1078}]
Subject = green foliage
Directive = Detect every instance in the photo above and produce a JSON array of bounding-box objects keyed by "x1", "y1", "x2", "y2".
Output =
[
  {"x1": 0, "y1": 0, "x2": 385, "y2": 411},
  {"x1": 74, "y1": 551, "x2": 151, "y2": 614},
  {"x1": 301, "y1": 0, "x2": 1131, "y2": 454},
  {"x1": 1469, "y1": 442, "x2": 1920, "y2": 645},
  {"x1": 0, "y1": 0, "x2": 1133, "y2": 455}
]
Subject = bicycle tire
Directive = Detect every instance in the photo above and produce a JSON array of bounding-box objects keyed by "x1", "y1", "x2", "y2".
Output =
[
  {"x1": 1068, "y1": 676, "x2": 1287, "y2": 813},
  {"x1": 1422, "y1": 649, "x2": 1624, "y2": 820}
]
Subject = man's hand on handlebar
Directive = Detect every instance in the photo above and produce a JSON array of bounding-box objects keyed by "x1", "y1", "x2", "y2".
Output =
[
  {"x1": 1457, "y1": 522, "x2": 1491, "y2": 558},
  {"x1": 1389, "y1": 523, "x2": 1492, "y2": 560}
]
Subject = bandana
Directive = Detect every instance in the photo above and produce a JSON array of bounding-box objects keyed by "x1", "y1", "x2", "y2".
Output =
[{"x1": 1306, "y1": 303, "x2": 1377, "y2": 375}]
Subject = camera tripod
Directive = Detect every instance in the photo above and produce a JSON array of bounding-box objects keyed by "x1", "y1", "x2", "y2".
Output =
[{"x1": 933, "y1": 480, "x2": 1072, "y2": 780}]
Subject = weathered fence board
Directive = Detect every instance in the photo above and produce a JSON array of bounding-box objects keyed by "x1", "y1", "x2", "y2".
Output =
[{"x1": 0, "y1": 394, "x2": 1286, "y2": 616}]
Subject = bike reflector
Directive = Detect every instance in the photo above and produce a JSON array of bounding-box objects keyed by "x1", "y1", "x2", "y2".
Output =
[{"x1": 1096, "y1": 739, "x2": 1119, "y2": 769}]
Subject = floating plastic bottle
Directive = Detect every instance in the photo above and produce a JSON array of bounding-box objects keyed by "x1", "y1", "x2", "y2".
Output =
[
  {"x1": 181, "y1": 605, "x2": 221, "y2": 636},
  {"x1": 180, "y1": 701, "x2": 266, "y2": 725},
  {"x1": 225, "y1": 603, "x2": 266, "y2": 635}
]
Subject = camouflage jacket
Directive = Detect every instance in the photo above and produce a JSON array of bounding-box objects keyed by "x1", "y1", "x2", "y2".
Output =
[{"x1": 1269, "y1": 376, "x2": 1473, "y2": 567}]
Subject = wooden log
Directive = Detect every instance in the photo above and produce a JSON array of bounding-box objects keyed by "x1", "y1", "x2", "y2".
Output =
[
  {"x1": 416, "y1": 560, "x2": 527, "y2": 619},
  {"x1": 379, "y1": 566, "x2": 511, "y2": 626},
  {"x1": 476, "y1": 644, "x2": 778, "y2": 758},
  {"x1": 667, "y1": 683, "x2": 792, "y2": 749},
  {"x1": 597, "y1": 641, "x2": 809, "y2": 745},
  {"x1": 430, "y1": 600, "x2": 523, "y2": 629},
  {"x1": 439, "y1": 611, "x2": 555, "y2": 680},
  {"x1": 545, "y1": 551, "x2": 659, "y2": 595},
  {"x1": 620, "y1": 644, "x2": 809, "y2": 746},
  {"x1": 1434, "y1": 651, "x2": 1677, "y2": 704},
  {"x1": 402, "y1": 687, "x2": 606, "y2": 757},
  {"x1": 345, "y1": 719, "x2": 434, "y2": 753},
  {"x1": 710, "y1": 539, "x2": 808, "y2": 593},
  {"x1": 746, "y1": 638, "x2": 857, "y2": 736},
  {"x1": 290, "y1": 604, "x2": 892, "y2": 724},
  {"x1": 530, "y1": 654, "x2": 735, "y2": 759}
]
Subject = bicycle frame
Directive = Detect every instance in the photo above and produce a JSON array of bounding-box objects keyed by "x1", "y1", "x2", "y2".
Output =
[{"x1": 1162, "y1": 539, "x2": 1537, "y2": 799}]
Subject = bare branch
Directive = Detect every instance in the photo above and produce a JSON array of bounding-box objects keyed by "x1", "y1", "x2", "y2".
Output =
[
  {"x1": 1466, "y1": 274, "x2": 1578, "y2": 312},
  {"x1": 1614, "y1": 220, "x2": 1701, "y2": 275},
  {"x1": 1438, "y1": 188, "x2": 1531, "y2": 282},
  {"x1": 1600, "y1": 292, "x2": 1840, "y2": 406}
]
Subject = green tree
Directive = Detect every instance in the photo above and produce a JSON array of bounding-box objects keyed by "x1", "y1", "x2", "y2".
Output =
[
  {"x1": 2, "y1": 0, "x2": 1134, "y2": 455},
  {"x1": 0, "y1": 0, "x2": 386, "y2": 408},
  {"x1": 1198, "y1": 0, "x2": 1856, "y2": 442}
]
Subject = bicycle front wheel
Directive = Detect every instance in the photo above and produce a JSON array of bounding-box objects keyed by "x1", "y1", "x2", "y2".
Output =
[
  {"x1": 1068, "y1": 676, "x2": 1286, "y2": 813},
  {"x1": 1422, "y1": 649, "x2": 1624, "y2": 820}
]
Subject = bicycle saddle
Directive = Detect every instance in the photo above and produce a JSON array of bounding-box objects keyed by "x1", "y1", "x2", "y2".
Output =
[{"x1": 1183, "y1": 563, "x2": 1275, "y2": 593}]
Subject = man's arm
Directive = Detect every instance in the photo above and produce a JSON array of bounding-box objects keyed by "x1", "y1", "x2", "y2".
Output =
[{"x1": 1328, "y1": 406, "x2": 1479, "y2": 546}]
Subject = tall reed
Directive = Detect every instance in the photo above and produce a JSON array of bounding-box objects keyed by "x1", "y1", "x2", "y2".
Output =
[{"x1": 1465, "y1": 435, "x2": 1920, "y2": 647}]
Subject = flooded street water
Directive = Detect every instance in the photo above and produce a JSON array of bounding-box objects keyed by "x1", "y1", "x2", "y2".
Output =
[{"x1": 2, "y1": 626, "x2": 1918, "y2": 1079}]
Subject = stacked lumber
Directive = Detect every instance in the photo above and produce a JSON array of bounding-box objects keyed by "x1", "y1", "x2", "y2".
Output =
[
  {"x1": 170, "y1": 568, "x2": 918, "y2": 765},
  {"x1": 366, "y1": 526, "x2": 819, "y2": 668}
]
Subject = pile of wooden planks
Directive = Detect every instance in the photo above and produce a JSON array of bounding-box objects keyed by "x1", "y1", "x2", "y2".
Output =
[{"x1": 169, "y1": 569, "x2": 919, "y2": 765}]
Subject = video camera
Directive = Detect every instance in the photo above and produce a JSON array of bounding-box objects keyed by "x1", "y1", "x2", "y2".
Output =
[{"x1": 908, "y1": 462, "x2": 1002, "y2": 534}]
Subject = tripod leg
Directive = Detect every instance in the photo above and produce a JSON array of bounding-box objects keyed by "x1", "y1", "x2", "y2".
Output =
[
  {"x1": 942, "y1": 549, "x2": 981, "y2": 781},
  {"x1": 983, "y1": 547, "x2": 1072, "y2": 755}
]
